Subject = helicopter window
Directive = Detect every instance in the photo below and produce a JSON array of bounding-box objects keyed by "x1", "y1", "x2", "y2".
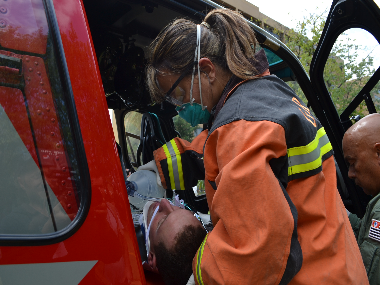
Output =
[
  {"x1": 323, "y1": 28, "x2": 380, "y2": 123},
  {"x1": 0, "y1": 0, "x2": 89, "y2": 238}
]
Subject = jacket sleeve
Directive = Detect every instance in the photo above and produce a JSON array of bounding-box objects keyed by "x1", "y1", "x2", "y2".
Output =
[
  {"x1": 193, "y1": 120, "x2": 302, "y2": 285},
  {"x1": 153, "y1": 130, "x2": 208, "y2": 190},
  {"x1": 359, "y1": 206, "x2": 380, "y2": 284},
  {"x1": 348, "y1": 213, "x2": 362, "y2": 239}
]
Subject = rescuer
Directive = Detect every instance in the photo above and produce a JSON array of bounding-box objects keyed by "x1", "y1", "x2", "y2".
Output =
[{"x1": 146, "y1": 8, "x2": 369, "y2": 284}]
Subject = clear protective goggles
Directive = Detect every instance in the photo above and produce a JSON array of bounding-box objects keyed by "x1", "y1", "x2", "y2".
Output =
[
  {"x1": 165, "y1": 86, "x2": 185, "y2": 107},
  {"x1": 163, "y1": 61, "x2": 197, "y2": 107}
]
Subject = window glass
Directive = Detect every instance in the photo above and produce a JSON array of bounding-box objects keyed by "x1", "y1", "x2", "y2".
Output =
[
  {"x1": 371, "y1": 86, "x2": 380, "y2": 111},
  {"x1": 263, "y1": 48, "x2": 283, "y2": 66},
  {"x1": 0, "y1": 0, "x2": 85, "y2": 235},
  {"x1": 173, "y1": 115, "x2": 202, "y2": 143},
  {"x1": 323, "y1": 28, "x2": 380, "y2": 117},
  {"x1": 286, "y1": 81, "x2": 308, "y2": 106},
  {"x1": 124, "y1": 111, "x2": 143, "y2": 170},
  {"x1": 261, "y1": 48, "x2": 308, "y2": 104}
]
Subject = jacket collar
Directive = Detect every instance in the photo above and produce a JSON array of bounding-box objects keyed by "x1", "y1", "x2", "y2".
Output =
[{"x1": 210, "y1": 49, "x2": 270, "y2": 124}]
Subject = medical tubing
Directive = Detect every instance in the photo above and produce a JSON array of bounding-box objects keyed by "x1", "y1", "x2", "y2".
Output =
[{"x1": 196, "y1": 25, "x2": 204, "y2": 110}]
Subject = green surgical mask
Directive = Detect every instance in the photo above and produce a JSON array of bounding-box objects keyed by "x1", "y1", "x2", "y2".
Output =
[{"x1": 176, "y1": 103, "x2": 210, "y2": 127}]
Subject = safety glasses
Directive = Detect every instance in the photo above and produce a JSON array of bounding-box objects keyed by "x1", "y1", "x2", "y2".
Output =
[
  {"x1": 163, "y1": 61, "x2": 197, "y2": 107},
  {"x1": 172, "y1": 194, "x2": 209, "y2": 232},
  {"x1": 183, "y1": 203, "x2": 209, "y2": 233}
]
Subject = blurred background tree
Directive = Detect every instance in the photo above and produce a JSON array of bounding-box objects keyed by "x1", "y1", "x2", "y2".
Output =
[
  {"x1": 282, "y1": 12, "x2": 380, "y2": 117},
  {"x1": 173, "y1": 115, "x2": 198, "y2": 142}
]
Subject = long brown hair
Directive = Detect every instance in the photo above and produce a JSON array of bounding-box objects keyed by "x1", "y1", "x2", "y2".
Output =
[{"x1": 146, "y1": 8, "x2": 259, "y2": 103}]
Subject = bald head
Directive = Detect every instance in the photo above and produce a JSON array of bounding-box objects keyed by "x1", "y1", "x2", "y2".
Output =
[
  {"x1": 343, "y1": 114, "x2": 380, "y2": 196},
  {"x1": 345, "y1": 113, "x2": 380, "y2": 147}
]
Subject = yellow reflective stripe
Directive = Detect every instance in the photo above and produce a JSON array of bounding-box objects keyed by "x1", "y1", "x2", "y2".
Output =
[
  {"x1": 170, "y1": 139, "x2": 185, "y2": 190},
  {"x1": 196, "y1": 235, "x2": 208, "y2": 285},
  {"x1": 320, "y1": 141, "x2": 333, "y2": 156},
  {"x1": 288, "y1": 127, "x2": 332, "y2": 176},
  {"x1": 162, "y1": 144, "x2": 175, "y2": 189},
  {"x1": 288, "y1": 128, "x2": 326, "y2": 156}
]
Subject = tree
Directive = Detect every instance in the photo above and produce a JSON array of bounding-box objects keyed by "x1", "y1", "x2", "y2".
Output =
[
  {"x1": 282, "y1": 12, "x2": 379, "y2": 117},
  {"x1": 173, "y1": 115, "x2": 198, "y2": 142}
]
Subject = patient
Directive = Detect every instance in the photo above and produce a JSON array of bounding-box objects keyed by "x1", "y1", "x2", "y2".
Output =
[{"x1": 142, "y1": 199, "x2": 207, "y2": 285}]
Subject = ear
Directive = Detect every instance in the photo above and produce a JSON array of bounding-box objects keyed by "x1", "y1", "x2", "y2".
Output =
[
  {"x1": 147, "y1": 251, "x2": 159, "y2": 273},
  {"x1": 375, "y1": 143, "x2": 380, "y2": 164},
  {"x1": 198, "y1": 58, "x2": 216, "y2": 83}
]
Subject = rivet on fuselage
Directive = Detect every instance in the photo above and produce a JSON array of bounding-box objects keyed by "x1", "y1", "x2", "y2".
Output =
[{"x1": 0, "y1": 19, "x2": 7, "y2": 28}]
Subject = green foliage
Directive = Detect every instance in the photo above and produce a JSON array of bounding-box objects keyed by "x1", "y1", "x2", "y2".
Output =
[
  {"x1": 282, "y1": 12, "x2": 379, "y2": 117},
  {"x1": 124, "y1": 112, "x2": 143, "y2": 166},
  {"x1": 196, "y1": 180, "x2": 206, "y2": 196},
  {"x1": 173, "y1": 115, "x2": 198, "y2": 142}
]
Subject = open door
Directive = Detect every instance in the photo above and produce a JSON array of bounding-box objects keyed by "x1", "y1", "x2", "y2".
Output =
[{"x1": 310, "y1": 0, "x2": 380, "y2": 217}]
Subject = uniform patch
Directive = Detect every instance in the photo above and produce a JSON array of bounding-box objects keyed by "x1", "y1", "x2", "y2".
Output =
[{"x1": 369, "y1": 219, "x2": 380, "y2": 242}]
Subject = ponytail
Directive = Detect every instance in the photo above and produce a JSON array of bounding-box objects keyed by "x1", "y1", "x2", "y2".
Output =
[{"x1": 203, "y1": 9, "x2": 258, "y2": 79}]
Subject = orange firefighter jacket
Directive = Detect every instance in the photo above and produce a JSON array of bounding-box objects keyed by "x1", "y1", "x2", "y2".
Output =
[
  {"x1": 191, "y1": 75, "x2": 368, "y2": 284},
  {"x1": 153, "y1": 55, "x2": 368, "y2": 284}
]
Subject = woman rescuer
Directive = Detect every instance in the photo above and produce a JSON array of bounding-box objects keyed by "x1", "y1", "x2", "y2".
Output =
[{"x1": 146, "y1": 8, "x2": 368, "y2": 285}]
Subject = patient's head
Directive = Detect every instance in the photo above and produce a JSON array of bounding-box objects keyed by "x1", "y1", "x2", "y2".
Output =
[{"x1": 144, "y1": 199, "x2": 207, "y2": 285}]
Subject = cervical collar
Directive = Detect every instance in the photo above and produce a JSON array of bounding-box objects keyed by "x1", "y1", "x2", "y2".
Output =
[{"x1": 142, "y1": 201, "x2": 159, "y2": 256}]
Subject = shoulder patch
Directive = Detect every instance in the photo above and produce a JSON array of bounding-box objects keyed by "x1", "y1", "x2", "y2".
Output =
[{"x1": 369, "y1": 219, "x2": 380, "y2": 242}]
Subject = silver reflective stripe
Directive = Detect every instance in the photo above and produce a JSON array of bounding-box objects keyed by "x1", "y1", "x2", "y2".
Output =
[
  {"x1": 288, "y1": 133, "x2": 330, "y2": 167},
  {"x1": 166, "y1": 141, "x2": 181, "y2": 190},
  {"x1": 0, "y1": 261, "x2": 97, "y2": 285}
]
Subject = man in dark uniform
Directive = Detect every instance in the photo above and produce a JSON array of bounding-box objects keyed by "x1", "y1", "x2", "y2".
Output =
[{"x1": 343, "y1": 113, "x2": 380, "y2": 284}]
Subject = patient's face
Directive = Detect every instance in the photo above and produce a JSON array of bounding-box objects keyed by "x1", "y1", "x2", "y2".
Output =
[{"x1": 147, "y1": 199, "x2": 201, "y2": 251}]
